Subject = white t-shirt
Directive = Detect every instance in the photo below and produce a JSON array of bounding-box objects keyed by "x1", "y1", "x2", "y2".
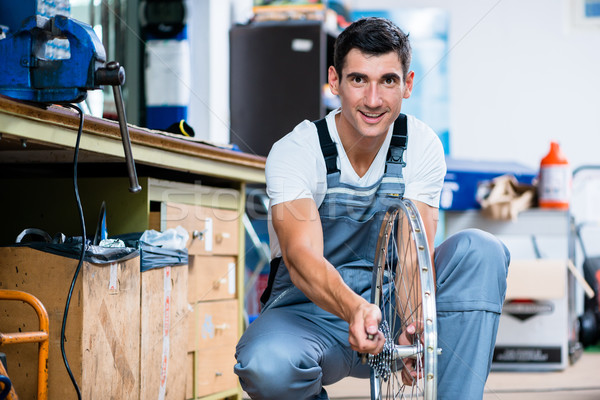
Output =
[{"x1": 266, "y1": 108, "x2": 446, "y2": 259}]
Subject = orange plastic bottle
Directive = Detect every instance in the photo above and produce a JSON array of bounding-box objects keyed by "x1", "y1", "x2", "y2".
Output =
[{"x1": 538, "y1": 141, "x2": 570, "y2": 209}]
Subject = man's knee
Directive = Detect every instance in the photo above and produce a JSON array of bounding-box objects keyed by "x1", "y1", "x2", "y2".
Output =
[
  {"x1": 435, "y1": 229, "x2": 510, "y2": 311},
  {"x1": 235, "y1": 340, "x2": 291, "y2": 400},
  {"x1": 235, "y1": 336, "x2": 320, "y2": 400},
  {"x1": 438, "y1": 228, "x2": 510, "y2": 275}
]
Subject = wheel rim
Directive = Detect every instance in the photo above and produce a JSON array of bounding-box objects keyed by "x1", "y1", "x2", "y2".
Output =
[{"x1": 370, "y1": 200, "x2": 438, "y2": 400}]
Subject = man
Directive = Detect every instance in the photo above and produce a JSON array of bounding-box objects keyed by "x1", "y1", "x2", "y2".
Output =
[{"x1": 235, "y1": 17, "x2": 510, "y2": 399}]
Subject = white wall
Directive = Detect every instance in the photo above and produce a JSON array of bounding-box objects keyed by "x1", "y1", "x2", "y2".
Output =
[{"x1": 349, "y1": 0, "x2": 600, "y2": 170}]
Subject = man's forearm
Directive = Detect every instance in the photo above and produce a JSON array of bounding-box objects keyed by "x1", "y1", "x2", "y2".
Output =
[{"x1": 283, "y1": 247, "x2": 366, "y2": 323}]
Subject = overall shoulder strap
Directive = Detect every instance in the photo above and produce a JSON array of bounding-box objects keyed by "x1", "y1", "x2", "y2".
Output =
[
  {"x1": 381, "y1": 114, "x2": 409, "y2": 197},
  {"x1": 314, "y1": 118, "x2": 340, "y2": 175},
  {"x1": 386, "y1": 113, "x2": 408, "y2": 167}
]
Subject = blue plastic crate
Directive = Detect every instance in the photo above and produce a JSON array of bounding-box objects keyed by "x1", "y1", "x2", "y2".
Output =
[{"x1": 441, "y1": 158, "x2": 537, "y2": 210}]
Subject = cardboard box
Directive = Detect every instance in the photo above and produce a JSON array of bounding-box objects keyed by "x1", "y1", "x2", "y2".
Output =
[
  {"x1": 140, "y1": 264, "x2": 189, "y2": 400},
  {"x1": 0, "y1": 247, "x2": 141, "y2": 399},
  {"x1": 441, "y1": 158, "x2": 537, "y2": 210},
  {"x1": 492, "y1": 259, "x2": 576, "y2": 371}
]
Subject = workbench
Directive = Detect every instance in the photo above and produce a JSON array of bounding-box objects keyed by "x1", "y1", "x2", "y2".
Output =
[
  {"x1": 0, "y1": 95, "x2": 266, "y2": 400},
  {"x1": 0, "y1": 95, "x2": 265, "y2": 182}
]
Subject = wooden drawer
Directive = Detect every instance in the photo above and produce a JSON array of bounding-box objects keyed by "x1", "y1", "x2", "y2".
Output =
[
  {"x1": 189, "y1": 299, "x2": 239, "y2": 352},
  {"x1": 164, "y1": 203, "x2": 239, "y2": 256},
  {"x1": 188, "y1": 255, "x2": 237, "y2": 303},
  {"x1": 193, "y1": 346, "x2": 239, "y2": 398}
]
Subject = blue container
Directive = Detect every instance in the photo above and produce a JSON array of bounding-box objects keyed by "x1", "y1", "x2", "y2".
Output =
[{"x1": 441, "y1": 158, "x2": 537, "y2": 210}]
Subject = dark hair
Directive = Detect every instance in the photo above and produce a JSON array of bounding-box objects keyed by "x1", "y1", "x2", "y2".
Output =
[{"x1": 333, "y1": 17, "x2": 411, "y2": 80}]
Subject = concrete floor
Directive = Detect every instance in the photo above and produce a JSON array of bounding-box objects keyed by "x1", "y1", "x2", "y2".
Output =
[
  {"x1": 323, "y1": 351, "x2": 600, "y2": 400},
  {"x1": 241, "y1": 351, "x2": 600, "y2": 399}
]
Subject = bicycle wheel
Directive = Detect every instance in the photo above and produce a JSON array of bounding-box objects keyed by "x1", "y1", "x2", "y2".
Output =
[{"x1": 369, "y1": 199, "x2": 438, "y2": 400}]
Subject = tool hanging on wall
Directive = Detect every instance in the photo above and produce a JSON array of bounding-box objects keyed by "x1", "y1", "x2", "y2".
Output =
[{"x1": 0, "y1": 14, "x2": 141, "y2": 193}]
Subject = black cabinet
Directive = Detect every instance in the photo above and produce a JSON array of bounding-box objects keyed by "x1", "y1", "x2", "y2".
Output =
[{"x1": 230, "y1": 21, "x2": 333, "y2": 157}]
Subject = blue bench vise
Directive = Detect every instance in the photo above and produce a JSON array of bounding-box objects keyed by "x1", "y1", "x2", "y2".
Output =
[{"x1": 0, "y1": 15, "x2": 141, "y2": 193}]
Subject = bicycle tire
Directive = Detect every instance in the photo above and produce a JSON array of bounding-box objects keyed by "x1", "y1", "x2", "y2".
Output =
[{"x1": 369, "y1": 199, "x2": 438, "y2": 400}]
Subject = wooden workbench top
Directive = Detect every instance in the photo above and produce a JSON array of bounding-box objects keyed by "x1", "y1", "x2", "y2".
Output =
[{"x1": 0, "y1": 95, "x2": 266, "y2": 183}]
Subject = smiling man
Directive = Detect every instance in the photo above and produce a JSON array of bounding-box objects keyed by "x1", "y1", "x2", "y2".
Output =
[{"x1": 234, "y1": 17, "x2": 510, "y2": 400}]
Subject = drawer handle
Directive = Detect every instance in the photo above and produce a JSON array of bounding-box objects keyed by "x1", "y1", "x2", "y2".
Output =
[
  {"x1": 213, "y1": 278, "x2": 227, "y2": 289},
  {"x1": 192, "y1": 230, "x2": 206, "y2": 240},
  {"x1": 215, "y1": 371, "x2": 223, "y2": 377},
  {"x1": 215, "y1": 232, "x2": 231, "y2": 244},
  {"x1": 215, "y1": 323, "x2": 229, "y2": 331}
]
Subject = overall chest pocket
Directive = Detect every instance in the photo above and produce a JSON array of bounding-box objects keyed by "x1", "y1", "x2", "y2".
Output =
[{"x1": 319, "y1": 208, "x2": 385, "y2": 268}]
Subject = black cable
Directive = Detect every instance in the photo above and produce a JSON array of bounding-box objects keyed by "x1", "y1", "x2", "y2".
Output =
[{"x1": 60, "y1": 103, "x2": 85, "y2": 400}]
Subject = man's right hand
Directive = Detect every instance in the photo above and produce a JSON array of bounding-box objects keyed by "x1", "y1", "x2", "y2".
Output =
[
  {"x1": 348, "y1": 301, "x2": 385, "y2": 355},
  {"x1": 398, "y1": 321, "x2": 424, "y2": 385}
]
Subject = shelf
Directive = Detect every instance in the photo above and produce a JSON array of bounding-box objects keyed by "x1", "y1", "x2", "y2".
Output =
[{"x1": 445, "y1": 208, "x2": 570, "y2": 237}]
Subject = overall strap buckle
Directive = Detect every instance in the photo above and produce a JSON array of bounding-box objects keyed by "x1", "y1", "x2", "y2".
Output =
[{"x1": 386, "y1": 114, "x2": 408, "y2": 168}]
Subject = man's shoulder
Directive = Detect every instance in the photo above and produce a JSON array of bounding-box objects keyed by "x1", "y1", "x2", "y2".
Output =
[
  {"x1": 406, "y1": 114, "x2": 435, "y2": 135},
  {"x1": 269, "y1": 119, "x2": 319, "y2": 155},
  {"x1": 266, "y1": 118, "x2": 324, "y2": 176},
  {"x1": 265, "y1": 118, "x2": 328, "y2": 208},
  {"x1": 404, "y1": 114, "x2": 443, "y2": 149}
]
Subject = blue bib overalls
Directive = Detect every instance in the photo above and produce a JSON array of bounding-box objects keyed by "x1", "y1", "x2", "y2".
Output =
[{"x1": 235, "y1": 116, "x2": 510, "y2": 400}]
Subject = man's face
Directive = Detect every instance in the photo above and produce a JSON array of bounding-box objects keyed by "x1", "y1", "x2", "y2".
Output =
[{"x1": 329, "y1": 48, "x2": 414, "y2": 140}]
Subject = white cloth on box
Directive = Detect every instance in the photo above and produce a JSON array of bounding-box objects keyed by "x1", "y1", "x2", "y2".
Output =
[{"x1": 140, "y1": 226, "x2": 189, "y2": 250}]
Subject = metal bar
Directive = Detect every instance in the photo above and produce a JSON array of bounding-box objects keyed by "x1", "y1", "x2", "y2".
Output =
[
  {"x1": 243, "y1": 213, "x2": 270, "y2": 294},
  {"x1": 237, "y1": 183, "x2": 247, "y2": 346},
  {"x1": 101, "y1": 0, "x2": 110, "y2": 59},
  {"x1": 0, "y1": 289, "x2": 49, "y2": 400},
  {"x1": 0, "y1": 331, "x2": 49, "y2": 345},
  {"x1": 393, "y1": 344, "x2": 421, "y2": 360},
  {"x1": 90, "y1": 0, "x2": 95, "y2": 28},
  {"x1": 114, "y1": 0, "x2": 122, "y2": 64},
  {"x1": 112, "y1": 84, "x2": 141, "y2": 192}
]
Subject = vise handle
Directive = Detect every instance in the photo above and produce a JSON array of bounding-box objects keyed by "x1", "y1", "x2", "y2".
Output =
[{"x1": 95, "y1": 61, "x2": 142, "y2": 193}]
